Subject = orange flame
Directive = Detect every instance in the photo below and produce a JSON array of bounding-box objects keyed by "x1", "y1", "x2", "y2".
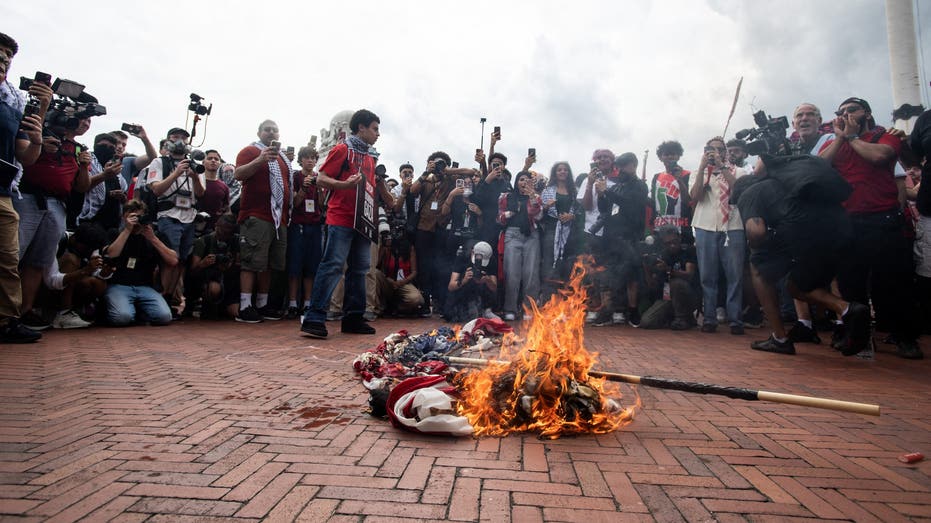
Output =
[{"x1": 455, "y1": 259, "x2": 639, "y2": 438}]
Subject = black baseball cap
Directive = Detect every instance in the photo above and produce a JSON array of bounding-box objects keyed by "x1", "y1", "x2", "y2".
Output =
[
  {"x1": 839, "y1": 97, "x2": 872, "y2": 113},
  {"x1": 166, "y1": 127, "x2": 190, "y2": 138}
]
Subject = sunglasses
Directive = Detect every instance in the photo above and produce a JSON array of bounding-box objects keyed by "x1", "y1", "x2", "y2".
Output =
[{"x1": 835, "y1": 106, "x2": 863, "y2": 116}]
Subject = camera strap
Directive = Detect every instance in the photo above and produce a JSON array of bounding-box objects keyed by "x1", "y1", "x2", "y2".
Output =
[{"x1": 157, "y1": 156, "x2": 189, "y2": 200}]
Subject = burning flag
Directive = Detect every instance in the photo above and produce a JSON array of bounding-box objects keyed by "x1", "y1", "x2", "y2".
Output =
[{"x1": 454, "y1": 262, "x2": 639, "y2": 438}]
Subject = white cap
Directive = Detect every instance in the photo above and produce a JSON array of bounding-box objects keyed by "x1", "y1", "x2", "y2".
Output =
[{"x1": 472, "y1": 241, "x2": 493, "y2": 267}]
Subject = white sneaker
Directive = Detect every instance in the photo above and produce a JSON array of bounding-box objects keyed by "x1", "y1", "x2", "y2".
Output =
[
  {"x1": 503, "y1": 313, "x2": 517, "y2": 321},
  {"x1": 612, "y1": 312, "x2": 626, "y2": 324},
  {"x1": 483, "y1": 308, "x2": 501, "y2": 321},
  {"x1": 715, "y1": 307, "x2": 727, "y2": 323},
  {"x1": 585, "y1": 311, "x2": 598, "y2": 323},
  {"x1": 522, "y1": 314, "x2": 533, "y2": 321},
  {"x1": 52, "y1": 310, "x2": 92, "y2": 329}
]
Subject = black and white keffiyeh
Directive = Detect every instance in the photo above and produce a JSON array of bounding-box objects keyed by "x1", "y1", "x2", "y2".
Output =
[{"x1": 253, "y1": 141, "x2": 291, "y2": 230}]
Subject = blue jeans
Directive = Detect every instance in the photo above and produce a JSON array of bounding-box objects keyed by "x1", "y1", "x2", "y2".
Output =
[
  {"x1": 157, "y1": 216, "x2": 195, "y2": 260},
  {"x1": 286, "y1": 222, "x2": 323, "y2": 278},
  {"x1": 105, "y1": 284, "x2": 172, "y2": 326},
  {"x1": 694, "y1": 228, "x2": 745, "y2": 327},
  {"x1": 302, "y1": 226, "x2": 371, "y2": 324}
]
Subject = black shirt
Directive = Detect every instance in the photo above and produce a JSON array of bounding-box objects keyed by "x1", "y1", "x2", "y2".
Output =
[{"x1": 105, "y1": 233, "x2": 159, "y2": 287}]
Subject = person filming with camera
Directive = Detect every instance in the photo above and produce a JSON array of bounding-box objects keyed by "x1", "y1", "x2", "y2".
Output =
[
  {"x1": 136, "y1": 127, "x2": 205, "y2": 315},
  {"x1": 188, "y1": 213, "x2": 240, "y2": 320},
  {"x1": 100, "y1": 200, "x2": 178, "y2": 326},
  {"x1": 16, "y1": 110, "x2": 93, "y2": 331},
  {"x1": 445, "y1": 241, "x2": 498, "y2": 322}
]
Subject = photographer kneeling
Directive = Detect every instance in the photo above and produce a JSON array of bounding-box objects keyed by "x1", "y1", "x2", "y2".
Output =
[
  {"x1": 639, "y1": 226, "x2": 699, "y2": 330},
  {"x1": 444, "y1": 241, "x2": 498, "y2": 323},
  {"x1": 374, "y1": 225, "x2": 424, "y2": 316},
  {"x1": 101, "y1": 200, "x2": 178, "y2": 326},
  {"x1": 188, "y1": 213, "x2": 240, "y2": 320}
]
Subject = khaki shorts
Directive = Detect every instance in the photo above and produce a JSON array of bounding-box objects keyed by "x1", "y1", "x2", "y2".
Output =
[{"x1": 239, "y1": 216, "x2": 287, "y2": 272}]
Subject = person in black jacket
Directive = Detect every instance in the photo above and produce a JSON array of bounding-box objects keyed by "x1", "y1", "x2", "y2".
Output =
[{"x1": 592, "y1": 152, "x2": 649, "y2": 327}]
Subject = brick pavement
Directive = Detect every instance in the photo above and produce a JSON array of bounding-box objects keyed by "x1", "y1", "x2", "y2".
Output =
[{"x1": 0, "y1": 317, "x2": 928, "y2": 522}]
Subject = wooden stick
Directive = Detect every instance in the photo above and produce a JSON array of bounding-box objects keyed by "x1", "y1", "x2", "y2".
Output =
[{"x1": 447, "y1": 356, "x2": 880, "y2": 417}]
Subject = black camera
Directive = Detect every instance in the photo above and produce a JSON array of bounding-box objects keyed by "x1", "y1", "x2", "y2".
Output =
[
  {"x1": 735, "y1": 110, "x2": 790, "y2": 157},
  {"x1": 188, "y1": 149, "x2": 206, "y2": 174},
  {"x1": 433, "y1": 159, "x2": 447, "y2": 175},
  {"x1": 188, "y1": 93, "x2": 212, "y2": 116},
  {"x1": 137, "y1": 212, "x2": 153, "y2": 226},
  {"x1": 215, "y1": 241, "x2": 231, "y2": 265},
  {"x1": 28, "y1": 76, "x2": 108, "y2": 132}
]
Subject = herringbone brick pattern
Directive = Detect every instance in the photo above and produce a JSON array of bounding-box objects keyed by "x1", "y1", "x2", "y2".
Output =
[{"x1": 0, "y1": 318, "x2": 928, "y2": 522}]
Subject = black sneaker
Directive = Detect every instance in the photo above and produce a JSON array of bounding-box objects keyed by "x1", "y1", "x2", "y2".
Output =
[
  {"x1": 831, "y1": 323, "x2": 847, "y2": 351},
  {"x1": 788, "y1": 322, "x2": 821, "y2": 344},
  {"x1": 742, "y1": 307, "x2": 764, "y2": 329},
  {"x1": 751, "y1": 334, "x2": 796, "y2": 355},
  {"x1": 20, "y1": 310, "x2": 50, "y2": 331},
  {"x1": 592, "y1": 310, "x2": 614, "y2": 327},
  {"x1": 841, "y1": 303, "x2": 871, "y2": 356},
  {"x1": 670, "y1": 318, "x2": 692, "y2": 331},
  {"x1": 895, "y1": 339, "x2": 924, "y2": 360},
  {"x1": 0, "y1": 318, "x2": 42, "y2": 343},
  {"x1": 236, "y1": 305, "x2": 263, "y2": 324},
  {"x1": 730, "y1": 325, "x2": 745, "y2": 336},
  {"x1": 257, "y1": 305, "x2": 283, "y2": 321},
  {"x1": 700, "y1": 323, "x2": 717, "y2": 333},
  {"x1": 284, "y1": 306, "x2": 300, "y2": 320},
  {"x1": 342, "y1": 317, "x2": 376, "y2": 335},
  {"x1": 301, "y1": 320, "x2": 328, "y2": 339},
  {"x1": 627, "y1": 307, "x2": 641, "y2": 328}
]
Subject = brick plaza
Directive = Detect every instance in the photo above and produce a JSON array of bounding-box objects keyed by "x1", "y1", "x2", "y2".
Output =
[{"x1": 0, "y1": 318, "x2": 929, "y2": 522}]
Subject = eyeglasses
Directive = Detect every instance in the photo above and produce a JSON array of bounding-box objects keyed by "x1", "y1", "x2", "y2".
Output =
[{"x1": 835, "y1": 106, "x2": 863, "y2": 116}]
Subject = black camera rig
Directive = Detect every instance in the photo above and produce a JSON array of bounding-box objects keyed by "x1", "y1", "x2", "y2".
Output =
[
  {"x1": 20, "y1": 72, "x2": 107, "y2": 132},
  {"x1": 735, "y1": 110, "x2": 790, "y2": 157}
]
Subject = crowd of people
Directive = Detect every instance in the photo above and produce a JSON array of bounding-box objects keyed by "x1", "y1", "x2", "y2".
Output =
[{"x1": 1, "y1": 32, "x2": 928, "y2": 361}]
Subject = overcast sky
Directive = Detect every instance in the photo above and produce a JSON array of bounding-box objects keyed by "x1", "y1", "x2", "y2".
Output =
[{"x1": 5, "y1": 0, "x2": 930, "y2": 179}]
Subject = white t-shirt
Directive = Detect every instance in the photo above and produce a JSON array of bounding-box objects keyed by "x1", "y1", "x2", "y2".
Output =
[
  {"x1": 577, "y1": 176, "x2": 616, "y2": 237},
  {"x1": 688, "y1": 165, "x2": 747, "y2": 232},
  {"x1": 138, "y1": 157, "x2": 205, "y2": 223}
]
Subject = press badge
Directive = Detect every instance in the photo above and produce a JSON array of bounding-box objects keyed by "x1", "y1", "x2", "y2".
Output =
[
  {"x1": 175, "y1": 196, "x2": 191, "y2": 209},
  {"x1": 430, "y1": 201, "x2": 439, "y2": 211},
  {"x1": 127, "y1": 257, "x2": 137, "y2": 269},
  {"x1": 305, "y1": 200, "x2": 315, "y2": 213},
  {"x1": 611, "y1": 204, "x2": 620, "y2": 216}
]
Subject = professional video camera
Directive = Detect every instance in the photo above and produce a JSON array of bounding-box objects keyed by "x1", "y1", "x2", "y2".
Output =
[
  {"x1": 188, "y1": 93, "x2": 212, "y2": 116},
  {"x1": 20, "y1": 73, "x2": 107, "y2": 132},
  {"x1": 735, "y1": 110, "x2": 790, "y2": 157}
]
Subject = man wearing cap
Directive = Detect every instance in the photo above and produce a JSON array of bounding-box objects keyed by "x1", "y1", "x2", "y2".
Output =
[
  {"x1": 819, "y1": 97, "x2": 922, "y2": 359},
  {"x1": 136, "y1": 127, "x2": 205, "y2": 315},
  {"x1": 444, "y1": 241, "x2": 499, "y2": 322}
]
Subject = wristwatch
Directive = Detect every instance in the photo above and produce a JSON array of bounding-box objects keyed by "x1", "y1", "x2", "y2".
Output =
[{"x1": 845, "y1": 134, "x2": 860, "y2": 141}]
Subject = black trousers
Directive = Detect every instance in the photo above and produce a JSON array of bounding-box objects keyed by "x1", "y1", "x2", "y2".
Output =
[{"x1": 837, "y1": 210, "x2": 920, "y2": 341}]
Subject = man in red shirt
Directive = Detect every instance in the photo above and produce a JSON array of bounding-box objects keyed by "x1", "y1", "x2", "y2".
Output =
[
  {"x1": 233, "y1": 120, "x2": 291, "y2": 323},
  {"x1": 15, "y1": 116, "x2": 92, "y2": 329},
  {"x1": 300, "y1": 109, "x2": 394, "y2": 339},
  {"x1": 819, "y1": 97, "x2": 922, "y2": 359}
]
